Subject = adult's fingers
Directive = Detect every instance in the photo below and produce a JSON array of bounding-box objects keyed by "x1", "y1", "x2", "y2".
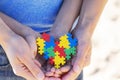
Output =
[
  {"x1": 60, "y1": 65, "x2": 71, "y2": 73},
  {"x1": 62, "y1": 43, "x2": 91, "y2": 80},
  {"x1": 21, "y1": 57, "x2": 45, "y2": 80},
  {"x1": 25, "y1": 35, "x2": 38, "y2": 57},
  {"x1": 73, "y1": 43, "x2": 91, "y2": 73},
  {"x1": 83, "y1": 47, "x2": 91, "y2": 67},
  {"x1": 34, "y1": 59, "x2": 41, "y2": 67},
  {"x1": 13, "y1": 64, "x2": 37, "y2": 80},
  {"x1": 62, "y1": 54, "x2": 84, "y2": 80},
  {"x1": 62, "y1": 69, "x2": 79, "y2": 80}
]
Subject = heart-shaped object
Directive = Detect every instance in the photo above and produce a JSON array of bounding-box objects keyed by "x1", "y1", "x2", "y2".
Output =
[{"x1": 36, "y1": 33, "x2": 78, "y2": 69}]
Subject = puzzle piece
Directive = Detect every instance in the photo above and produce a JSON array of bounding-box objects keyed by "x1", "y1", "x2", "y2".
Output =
[
  {"x1": 49, "y1": 57, "x2": 54, "y2": 65},
  {"x1": 64, "y1": 48, "x2": 71, "y2": 56},
  {"x1": 58, "y1": 34, "x2": 70, "y2": 49},
  {"x1": 48, "y1": 51, "x2": 55, "y2": 57},
  {"x1": 55, "y1": 64, "x2": 60, "y2": 69},
  {"x1": 36, "y1": 37, "x2": 45, "y2": 46},
  {"x1": 38, "y1": 50, "x2": 44, "y2": 55},
  {"x1": 36, "y1": 38, "x2": 45, "y2": 55},
  {"x1": 67, "y1": 33, "x2": 72, "y2": 38},
  {"x1": 44, "y1": 47, "x2": 55, "y2": 57},
  {"x1": 42, "y1": 32, "x2": 50, "y2": 41},
  {"x1": 44, "y1": 52, "x2": 49, "y2": 60},
  {"x1": 59, "y1": 34, "x2": 68, "y2": 41},
  {"x1": 54, "y1": 43, "x2": 66, "y2": 57},
  {"x1": 64, "y1": 47, "x2": 77, "y2": 60},
  {"x1": 66, "y1": 55, "x2": 71, "y2": 60},
  {"x1": 54, "y1": 51, "x2": 66, "y2": 69},
  {"x1": 36, "y1": 33, "x2": 78, "y2": 69},
  {"x1": 54, "y1": 51, "x2": 60, "y2": 56},
  {"x1": 69, "y1": 38, "x2": 78, "y2": 47},
  {"x1": 71, "y1": 47, "x2": 77, "y2": 55},
  {"x1": 45, "y1": 36, "x2": 55, "y2": 48},
  {"x1": 60, "y1": 57, "x2": 66, "y2": 65},
  {"x1": 58, "y1": 40, "x2": 70, "y2": 49},
  {"x1": 67, "y1": 33, "x2": 78, "y2": 47}
]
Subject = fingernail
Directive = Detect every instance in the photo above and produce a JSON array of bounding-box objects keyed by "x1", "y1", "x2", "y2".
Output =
[{"x1": 37, "y1": 73, "x2": 44, "y2": 80}]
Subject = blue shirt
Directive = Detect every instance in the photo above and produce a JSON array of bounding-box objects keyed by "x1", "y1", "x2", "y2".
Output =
[{"x1": 0, "y1": 0, "x2": 63, "y2": 32}]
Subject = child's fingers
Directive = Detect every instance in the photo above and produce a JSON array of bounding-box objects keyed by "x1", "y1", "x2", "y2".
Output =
[
  {"x1": 51, "y1": 67, "x2": 56, "y2": 73},
  {"x1": 44, "y1": 77, "x2": 49, "y2": 80},
  {"x1": 60, "y1": 65, "x2": 71, "y2": 73},
  {"x1": 48, "y1": 77, "x2": 55, "y2": 80},
  {"x1": 54, "y1": 73, "x2": 61, "y2": 78},
  {"x1": 46, "y1": 63, "x2": 52, "y2": 72},
  {"x1": 55, "y1": 69, "x2": 62, "y2": 75},
  {"x1": 48, "y1": 77, "x2": 61, "y2": 80},
  {"x1": 44, "y1": 77, "x2": 61, "y2": 80},
  {"x1": 45, "y1": 71, "x2": 54, "y2": 77}
]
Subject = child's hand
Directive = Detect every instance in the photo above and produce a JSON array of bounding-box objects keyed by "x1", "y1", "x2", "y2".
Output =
[
  {"x1": 47, "y1": 65, "x2": 71, "y2": 77},
  {"x1": 44, "y1": 63, "x2": 71, "y2": 80},
  {"x1": 44, "y1": 31, "x2": 72, "y2": 79}
]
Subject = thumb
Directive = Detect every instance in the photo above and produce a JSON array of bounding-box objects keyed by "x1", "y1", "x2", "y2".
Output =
[
  {"x1": 25, "y1": 35, "x2": 38, "y2": 58},
  {"x1": 73, "y1": 43, "x2": 91, "y2": 74}
]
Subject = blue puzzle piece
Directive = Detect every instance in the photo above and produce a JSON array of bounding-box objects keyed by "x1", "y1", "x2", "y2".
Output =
[
  {"x1": 67, "y1": 33, "x2": 72, "y2": 38},
  {"x1": 69, "y1": 38, "x2": 78, "y2": 47},
  {"x1": 45, "y1": 36, "x2": 55, "y2": 48},
  {"x1": 67, "y1": 33, "x2": 78, "y2": 47},
  {"x1": 43, "y1": 52, "x2": 49, "y2": 60}
]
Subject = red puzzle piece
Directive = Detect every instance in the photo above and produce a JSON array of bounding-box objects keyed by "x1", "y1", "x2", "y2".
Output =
[
  {"x1": 54, "y1": 41, "x2": 66, "y2": 57},
  {"x1": 55, "y1": 41, "x2": 59, "y2": 45},
  {"x1": 42, "y1": 33, "x2": 50, "y2": 41},
  {"x1": 58, "y1": 47, "x2": 66, "y2": 57},
  {"x1": 49, "y1": 57, "x2": 54, "y2": 65}
]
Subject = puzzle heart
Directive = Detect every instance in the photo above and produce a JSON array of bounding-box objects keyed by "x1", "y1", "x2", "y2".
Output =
[{"x1": 36, "y1": 33, "x2": 78, "y2": 69}]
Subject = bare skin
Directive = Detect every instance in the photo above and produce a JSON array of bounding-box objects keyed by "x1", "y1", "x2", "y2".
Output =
[
  {"x1": 0, "y1": 0, "x2": 82, "y2": 79},
  {"x1": 61, "y1": 0, "x2": 108, "y2": 80},
  {"x1": 48, "y1": 0, "x2": 108, "y2": 79},
  {"x1": 0, "y1": 0, "x2": 107, "y2": 80},
  {"x1": 0, "y1": 18, "x2": 44, "y2": 80},
  {"x1": 0, "y1": 12, "x2": 70, "y2": 80}
]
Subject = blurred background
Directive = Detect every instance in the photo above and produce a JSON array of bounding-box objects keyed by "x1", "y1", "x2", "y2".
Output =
[{"x1": 84, "y1": 0, "x2": 120, "y2": 80}]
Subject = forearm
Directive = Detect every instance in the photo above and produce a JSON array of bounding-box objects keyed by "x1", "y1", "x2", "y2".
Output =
[
  {"x1": 0, "y1": 18, "x2": 16, "y2": 44},
  {"x1": 73, "y1": 0, "x2": 108, "y2": 40},
  {"x1": 0, "y1": 12, "x2": 35, "y2": 37},
  {"x1": 50, "y1": 0, "x2": 82, "y2": 38}
]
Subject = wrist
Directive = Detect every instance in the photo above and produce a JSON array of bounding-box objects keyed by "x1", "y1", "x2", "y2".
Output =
[
  {"x1": 0, "y1": 31, "x2": 17, "y2": 45},
  {"x1": 72, "y1": 26, "x2": 92, "y2": 42},
  {"x1": 50, "y1": 26, "x2": 70, "y2": 39},
  {"x1": 0, "y1": 18, "x2": 17, "y2": 44},
  {"x1": 18, "y1": 26, "x2": 39, "y2": 38}
]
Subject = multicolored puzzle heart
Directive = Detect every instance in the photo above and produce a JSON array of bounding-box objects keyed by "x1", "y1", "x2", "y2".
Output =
[{"x1": 36, "y1": 33, "x2": 78, "y2": 69}]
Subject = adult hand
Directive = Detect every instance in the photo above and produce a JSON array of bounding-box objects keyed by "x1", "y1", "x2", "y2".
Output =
[
  {"x1": 1, "y1": 33, "x2": 44, "y2": 80},
  {"x1": 62, "y1": 31, "x2": 92, "y2": 80}
]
